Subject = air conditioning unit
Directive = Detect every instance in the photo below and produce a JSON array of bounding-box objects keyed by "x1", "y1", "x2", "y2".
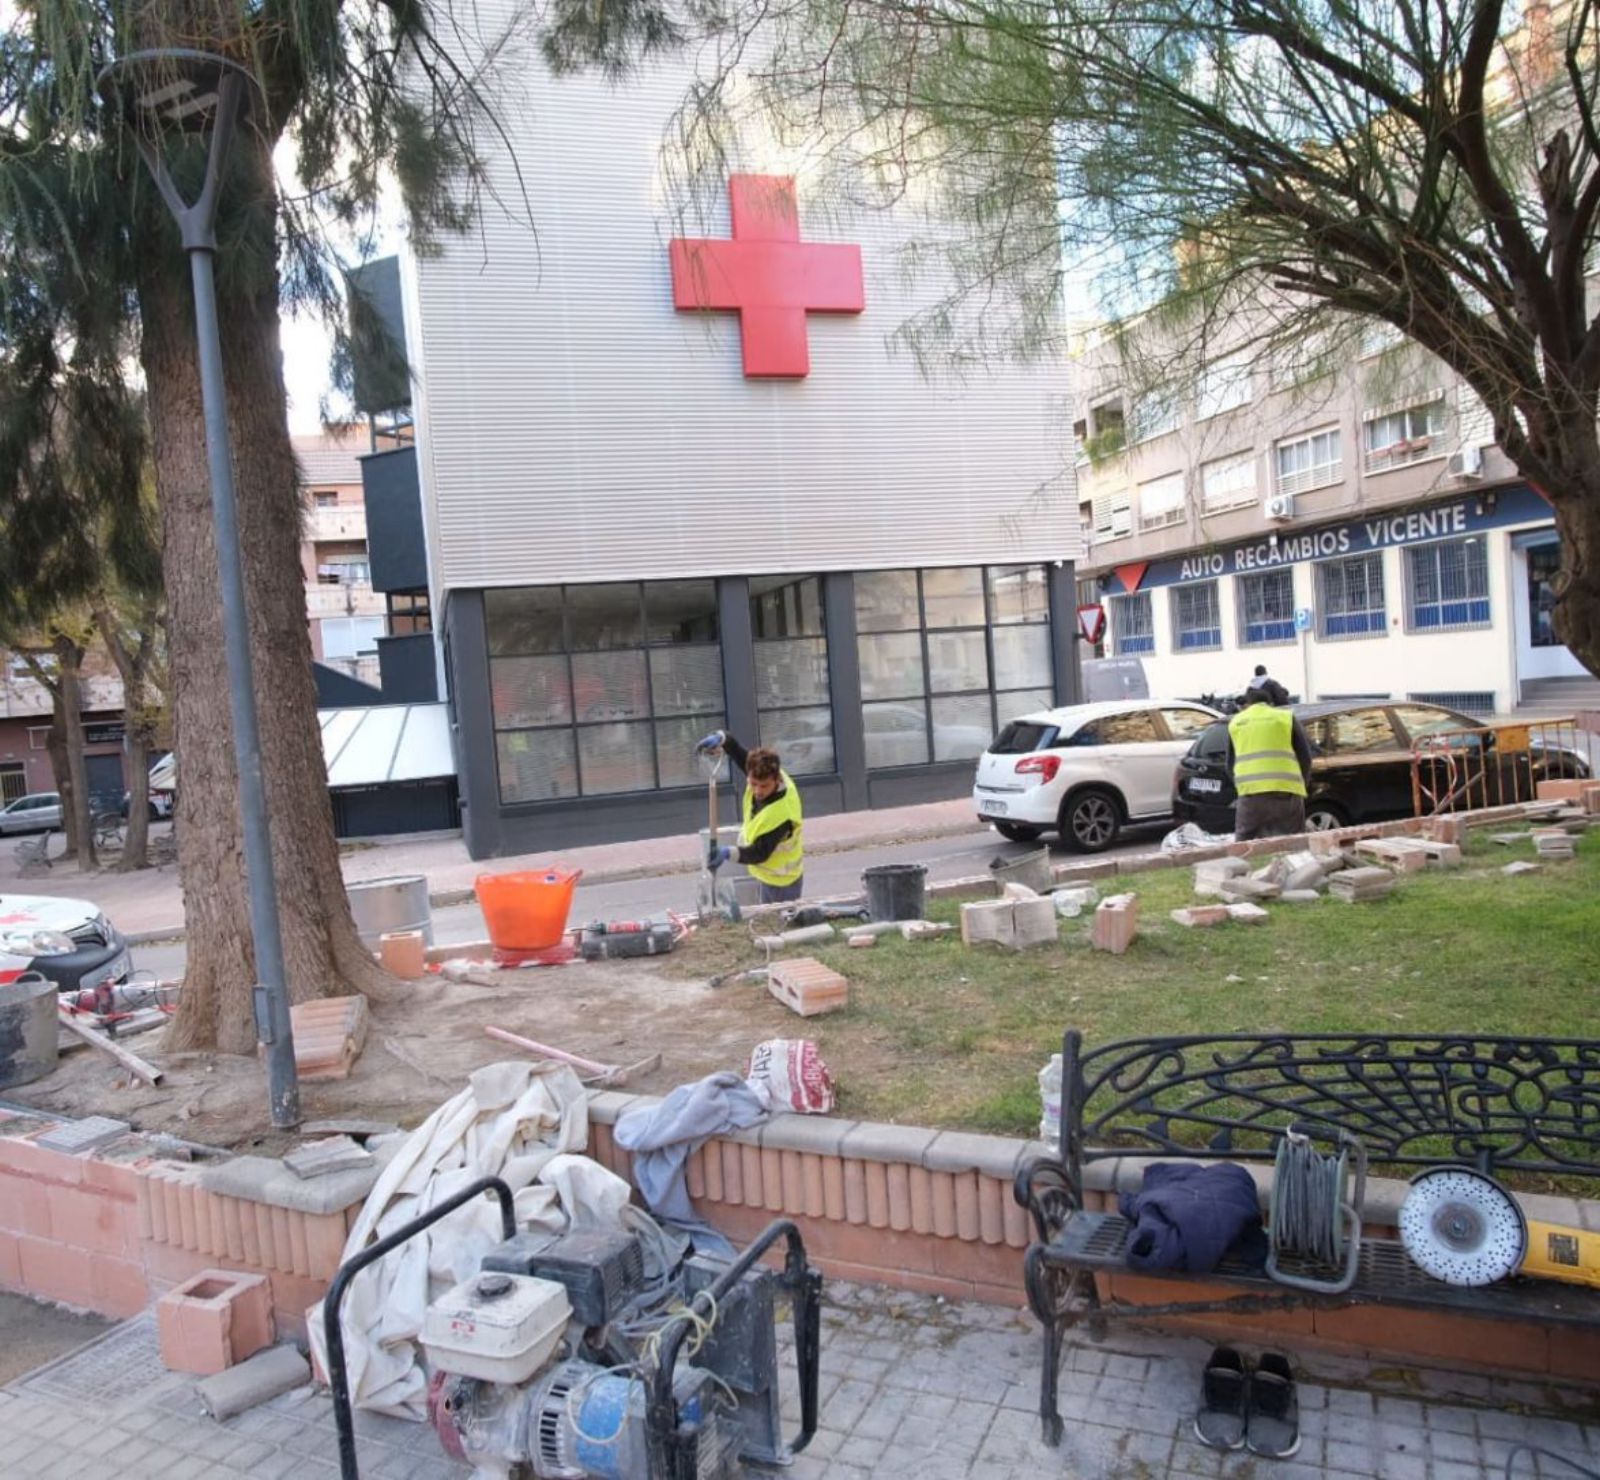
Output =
[
  {"x1": 1265, "y1": 492, "x2": 1296, "y2": 521},
  {"x1": 1447, "y1": 445, "x2": 1484, "y2": 480}
]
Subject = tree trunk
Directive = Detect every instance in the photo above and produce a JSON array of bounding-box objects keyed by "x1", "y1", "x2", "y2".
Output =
[
  {"x1": 1551, "y1": 475, "x2": 1600, "y2": 682},
  {"x1": 44, "y1": 705, "x2": 74, "y2": 862},
  {"x1": 120, "y1": 726, "x2": 151, "y2": 871},
  {"x1": 136, "y1": 128, "x2": 399, "y2": 1057},
  {"x1": 54, "y1": 641, "x2": 97, "y2": 872}
]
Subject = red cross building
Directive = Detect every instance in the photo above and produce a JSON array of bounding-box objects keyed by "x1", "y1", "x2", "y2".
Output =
[{"x1": 669, "y1": 175, "x2": 865, "y2": 378}]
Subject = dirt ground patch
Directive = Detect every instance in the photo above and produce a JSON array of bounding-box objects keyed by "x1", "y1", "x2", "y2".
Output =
[
  {"x1": 11, "y1": 831, "x2": 1598, "y2": 1152},
  {"x1": 0, "y1": 1292, "x2": 112, "y2": 1384},
  {"x1": 14, "y1": 949, "x2": 768, "y2": 1153}
]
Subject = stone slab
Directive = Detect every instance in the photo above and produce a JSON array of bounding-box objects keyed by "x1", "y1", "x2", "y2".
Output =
[
  {"x1": 35, "y1": 1115, "x2": 131, "y2": 1155},
  {"x1": 195, "y1": 1344, "x2": 311, "y2": 1420},
  {"x1": 283, "y1": 1136, "x2": 374, "y2": 1180},
  {"x1": 199, "y1": 1153, "x2": 383, "y2": 1215}
]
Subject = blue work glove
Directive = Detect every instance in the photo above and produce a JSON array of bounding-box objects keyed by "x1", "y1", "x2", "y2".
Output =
[
  {"x1": 694, "y1": 729, "x2": 727, "y2": 754},
  {"x1": 707, "y1": 843, "x2": 732, "y2": 871}
]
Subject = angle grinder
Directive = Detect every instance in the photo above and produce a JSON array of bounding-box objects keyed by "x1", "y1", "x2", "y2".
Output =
[{"x1": 1398, "y1": 1166, "x2": 1600, "y2": 1288}]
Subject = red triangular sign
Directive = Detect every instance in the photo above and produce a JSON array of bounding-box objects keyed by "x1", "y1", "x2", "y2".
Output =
[
  {"x1": 1113, "y1": 562, "x2": 1149, "y2": 594},
  {"x1": 1077, "y1": 603, "x2": 1107, "y2": 645}
]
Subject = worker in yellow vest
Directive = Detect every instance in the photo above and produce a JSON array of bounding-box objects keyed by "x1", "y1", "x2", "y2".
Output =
[
  {"x1": 1227, "y1": 688, "x2": 1314, "y2": 840},
  {"x1": 695, "y1": 730, "x2": 805, "y2": 902}
]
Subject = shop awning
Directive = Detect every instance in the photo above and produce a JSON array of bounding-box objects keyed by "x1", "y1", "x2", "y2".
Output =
[{"x1": 320, "y1": 704, "x2": 456, "y2": 788}]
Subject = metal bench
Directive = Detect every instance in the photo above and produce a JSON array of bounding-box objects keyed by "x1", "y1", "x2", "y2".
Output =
[
  {"x1": 13, "y1": 832, "x2": 53, "y2": 872},
  {"x1": 1013, "y1": 1030, "x2": 1600, "y2": 1446}
]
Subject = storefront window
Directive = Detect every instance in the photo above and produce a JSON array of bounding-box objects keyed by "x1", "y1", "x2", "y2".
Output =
[
  {"x1": 854, "y1": 566, "x2": 1053, "y2": 769},
  {"x1": 1171, "y1": 581, "x2": 1223, "y2": 651},
  {"x1": 1406, "y1": 538, "x2": 1490, "y2": 631},
  {"x1": 1316, "y1": 554, "x2": 1386, "y2": 639},
  {"x1": 751, "y1": 576, "x2": 833, "y2": 775},
  {"x1": 487, "y1": 582, "x2": 724, "y2": 802},
  {"x1": 1237, "y1": 569, "x2": 1296, "y2": 645}
]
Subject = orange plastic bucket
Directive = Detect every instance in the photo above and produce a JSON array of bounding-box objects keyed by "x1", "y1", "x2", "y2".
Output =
[{"x1": 475, "y1": 868, "x2": 582, "y2": 951}]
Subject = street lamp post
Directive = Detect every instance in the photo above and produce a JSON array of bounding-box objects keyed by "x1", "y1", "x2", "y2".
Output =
[{"x1": 99, "y1": 50, "x2": 300, "y2": 1128}]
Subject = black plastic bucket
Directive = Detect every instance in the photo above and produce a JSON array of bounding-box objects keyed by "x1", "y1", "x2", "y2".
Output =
[{"x1": 862, "y1": 863, "x2": 928, "y2": 922}]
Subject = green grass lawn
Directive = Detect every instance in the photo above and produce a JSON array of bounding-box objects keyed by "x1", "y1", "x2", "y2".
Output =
[{"x1": 667, "y1": 830, "x2": 1600, "y2": 1138}]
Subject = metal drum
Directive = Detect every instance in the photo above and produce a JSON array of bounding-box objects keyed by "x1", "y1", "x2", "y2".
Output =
[
  {"x1": 0, "y1": 975, "x2": 58, "y2": 1090},
  {"x1": 347, "y1": 874, "x2": 433, "y2": 953}
]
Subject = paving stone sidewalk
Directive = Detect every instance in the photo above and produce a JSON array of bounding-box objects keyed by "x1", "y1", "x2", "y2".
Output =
[{"x1": 3, "y1": 1282, "x2": 1596, "y2": 1478}]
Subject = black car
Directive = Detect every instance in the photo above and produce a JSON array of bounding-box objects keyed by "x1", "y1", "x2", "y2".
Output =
[{"x1": 1172, "y1": 700, "x2": 1591, "y2": 833}]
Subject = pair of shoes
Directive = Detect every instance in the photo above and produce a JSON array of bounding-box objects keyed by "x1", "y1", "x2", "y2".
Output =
[{"x1": 1194, "y1": 1346, "x2": 1300, "y2": 1458}]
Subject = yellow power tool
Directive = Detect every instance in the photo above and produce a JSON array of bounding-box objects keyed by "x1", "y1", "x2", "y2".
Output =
[{"x1": 1398, "y1": 1166, "x2": 1600, "y2": 1288}]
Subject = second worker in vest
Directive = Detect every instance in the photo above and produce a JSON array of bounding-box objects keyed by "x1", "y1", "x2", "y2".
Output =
[
  {"x1": 694, "y1": 730, "x2": 805, "y2": 903},
  {"x1": 1227, "y1": 689, "x2": 1314, "y2": 840}
]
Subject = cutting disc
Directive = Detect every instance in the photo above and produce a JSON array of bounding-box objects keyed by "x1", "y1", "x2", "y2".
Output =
[{"x1": 1398, "y1": 1167, "x2": 1528, "y2": 1286}]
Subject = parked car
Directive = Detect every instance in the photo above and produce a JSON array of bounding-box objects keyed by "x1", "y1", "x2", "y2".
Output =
[
  {"x1": 1171, "y1": 700, "x2": 1593, "y2": 833},
  {"x1": 0, "y1": 792, "x2": 62, "y2": 835},
  {"x1": 972, "y1": 699, "x2": 1222, "y2": 851},
  {"x1": 0, "y1": 892, "x2": 130, "y2": 991},
  {"x1": 120, "y1": 789, "x2": 175, "y2": 821}
]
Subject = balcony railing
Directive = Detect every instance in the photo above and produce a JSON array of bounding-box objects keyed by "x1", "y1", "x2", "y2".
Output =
[
  {"x1": 306, "y1": 583, "x2": 386, "y2": 618},
  {"x1": 308, "y1": 506, "x2": 367, "y2": 541}
]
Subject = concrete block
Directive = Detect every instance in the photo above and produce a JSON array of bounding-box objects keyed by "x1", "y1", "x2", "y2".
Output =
[
  {"x1": 1226, "y1": 902, "x2": 1270, "y2": 925},
  {"x1": 1090, "y1": 893, "x2": 1139, "y2": 954},
  {"x1": 1282, "y1": 852, "x2": 1327, "y2": 892},
  {"x1": 1502, "y1": 860, "x2": 1542, "y2": 876},
  {"x1": 199, "y1": 1155, "x2": 382, "y2": 1216},
  {"x1": 759, "y1": 1115, "x2": 855, "y2": 1157},
  {"x1": 283, "y1": 995, "x2": 368, "y2": 1081},
  {"x1": 157, "y1": 1268, "x2": 275, "y2": 1375},
  {"x1": 1219, "y1": 876, "x2": 1280, "y2": 901},
  {"x1": 1280, "y1": 889, "x2": 1322, "y2": 903},
  {"x1": 1582, "y1": 783, "x2": 1600, "y2": 815},
  {"x1": 768, "y1": 958, "x2": 849, "y2": 1017},
  {"x1": 1423, "y1": 815, "x2": 1465, "y2": 844},
  {"x1": 1010, "y1": 897, "x2": 1058, "y2": 948},
  {"x1": 1489, "y1": 832, "x2": 1530, "y2": 846},
  {"x1": 1419, "y1": 841, "x2": 1463, "y2": 868},
  {"x1": 34, "y1": 1117, "x2": 131, "y2": 1156},
  {"x1": 1250, "y1": 856, "x2": 1292, "y2": 887},
  {"x1": 283, "y1": 1136, "x2": 373, "y2": 1180},
  {"x1": 923, "y1": 1130, "x2": 1028, "y2": 1180},
  {"x1": 1193, "y1": 858, "x2": 1248, "y2": 896},
  {"x1": 846, "y1": 932, "x2": 877, "y2": 949},
  {"x1": 1170, "y1": 905, "x2": 1229, "y2": 929},
  {"x1": 1001, "y1": 881, "x2": 1039, "y2": 901},
  {"x1": 1052, "y1": 859, "x2": 1119, "y2": 883},
  {"x1": 839, "y1": 1122, "x2": 938, "y2": 1167},
  {"x1": 960, "y1": 899, "x2": 1014, "y2": 947},
  {"x1": 195, "y1": 1343, "x2": 311, "y2": 1419},
  {"x1": 898, "y1": 920, "x2": 951, "y2": 941}
]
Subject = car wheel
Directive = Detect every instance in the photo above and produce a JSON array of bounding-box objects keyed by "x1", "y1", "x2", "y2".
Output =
[
  {"x1": 1304, "y1": 801, "x2": 1349, "y2": 832},
  {"x1": 994, "y1": 822, "x2": 1044, "y2": 843},
  {"x1": 1061, "y1": 788, "x2": 1121, "y2": 853}
]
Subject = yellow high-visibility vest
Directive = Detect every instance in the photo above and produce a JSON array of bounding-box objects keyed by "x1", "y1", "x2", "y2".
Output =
[
  {"x1": 1228, "y1": 705, "x2": 1308, "y2": 798},
  {"x1": 740, "y1": 771, "x2": 804, "y2": 887}
]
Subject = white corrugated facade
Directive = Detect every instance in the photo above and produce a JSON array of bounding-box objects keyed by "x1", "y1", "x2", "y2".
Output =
[{"x1": 406, "y1": 29, "x2": 1079, "y2": 589}]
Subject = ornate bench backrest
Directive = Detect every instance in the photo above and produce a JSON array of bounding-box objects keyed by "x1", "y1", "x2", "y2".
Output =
[{"x1": 1059, "y1": 1029, "x2": 1600, "y2": 1194}]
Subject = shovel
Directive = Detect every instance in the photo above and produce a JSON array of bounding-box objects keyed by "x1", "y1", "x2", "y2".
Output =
[{"x1": 695, "y1": 747, "x2": 742, "y2": 924}]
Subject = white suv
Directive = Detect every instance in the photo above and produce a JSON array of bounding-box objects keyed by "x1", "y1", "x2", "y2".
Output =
[{"x1": 972, "y1": 700, "x2": 1221, "y2": 852}]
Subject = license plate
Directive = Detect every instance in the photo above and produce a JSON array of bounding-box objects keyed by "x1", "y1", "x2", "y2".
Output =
[
  {"x1": 87, "y1": 950, "x2": 130, "y2": 987},
  {"x1": 1188, "y1": 777, "x2": 1223, "y2": 794},
  {"x1": 979, "y1": 799, "x2": 1009, "y2": 817}
]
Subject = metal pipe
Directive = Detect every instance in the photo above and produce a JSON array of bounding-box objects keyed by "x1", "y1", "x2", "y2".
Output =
[
  {"x1": 324, "y1": 1176, "x2": 517, "y2": 1480},
  {"x1": 187, "y1": 240, "x2": 299, "y2": 1129}
]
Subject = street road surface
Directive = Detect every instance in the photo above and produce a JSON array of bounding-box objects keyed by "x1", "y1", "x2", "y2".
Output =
[{"x1": 131, "y1": 820, "x2": 1169, "y2": 980}]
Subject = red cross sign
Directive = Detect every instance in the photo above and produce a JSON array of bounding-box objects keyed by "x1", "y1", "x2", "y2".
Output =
[{"x1": 669, "y1": 176, "x2": 865, "y2": 378}]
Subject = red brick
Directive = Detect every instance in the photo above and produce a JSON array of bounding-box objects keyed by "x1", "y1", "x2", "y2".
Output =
[
  {"x1": 0, "y1": 1133, "x2": 83, "y2": 1182},
  {"x1": 156, "y1": 1268, "x2": 275, "y2": 1375},
  {"x1": 82, "y1": 1157, "x2": 144, "y2": 1199},
  {"x1": 89, "y1": 1255, "x2": 149, "y2": 1318},
  {"x1": 1311, "y1": 1304, "x2": 1548, "y2": 1374},
  {"x1": 1548, "y1": 1326, "x2": 1600, "y2": 1382},
  {"x1": 16, "y1": 1234, "x2": 94, "y2": 1307},
  {"x1": 47, "y1": 1184, "x2": 132, "y2": 1257},
  {"x1": 0, "y1": 1175, "x2": 52, "y2": 1238},
  {"x1": 303, "y1": 1211, "x2": 350, "y2": 1280}
]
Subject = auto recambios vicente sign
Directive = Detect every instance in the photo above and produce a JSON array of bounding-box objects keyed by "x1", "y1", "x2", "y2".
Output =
[{"x1": 1104, "y1": 484, "x2": 1552, "y2": 592}]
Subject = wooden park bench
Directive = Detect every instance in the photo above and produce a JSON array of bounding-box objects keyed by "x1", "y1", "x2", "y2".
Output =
[{"x1": 1014, "y1": 1030, "x2": 1600, "y2": 1446}]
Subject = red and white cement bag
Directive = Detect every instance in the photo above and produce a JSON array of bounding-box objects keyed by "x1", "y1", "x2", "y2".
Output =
[{"x1": 745, "y1": 1038, "x2": 836, "y2": 1115}]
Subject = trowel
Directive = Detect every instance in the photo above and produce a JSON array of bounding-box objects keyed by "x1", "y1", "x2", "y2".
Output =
[{"x1": 695, "y1": 747, "x2": 742, "y2": 924}]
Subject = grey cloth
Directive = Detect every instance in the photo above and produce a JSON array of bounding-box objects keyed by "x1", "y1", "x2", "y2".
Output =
[
  {"x1": 1235, "y1": 794, "x2": 1307, "y2": 840},
  {"x1": 613, "y1": 1071, "x2": 771, "y2": 1256}
]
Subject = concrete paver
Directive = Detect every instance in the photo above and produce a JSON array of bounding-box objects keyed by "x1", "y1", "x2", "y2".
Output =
[{"x1": 5, "y1": 1281, "x2": 1597, "y2": 1478}]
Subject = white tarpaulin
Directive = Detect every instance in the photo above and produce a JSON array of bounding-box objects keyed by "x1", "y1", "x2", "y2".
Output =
[{"x1": 308, "y1": 1060, "x2": 632, "y2": 1418}]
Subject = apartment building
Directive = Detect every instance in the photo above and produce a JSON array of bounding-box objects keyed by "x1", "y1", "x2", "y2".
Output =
[
  {"x1": 1074, "y1": 319, "x2": 1593, "y2": 718},
  {"x1": 294, "y1": 425, "x2": 388, "y2": 689}
]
